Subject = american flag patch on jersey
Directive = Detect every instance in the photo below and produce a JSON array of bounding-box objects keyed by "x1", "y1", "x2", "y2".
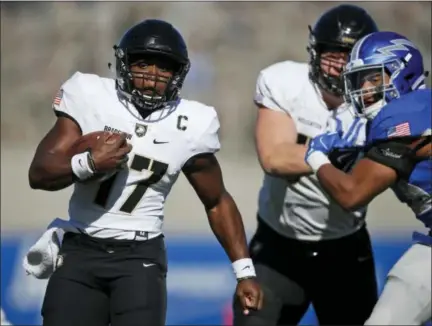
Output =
[
  {"x1": 53, "y1": 89, "x2": 63, "y2": 106},
  {"x1": 387, "y1": 122, "x2": 411, "y2": 137}
]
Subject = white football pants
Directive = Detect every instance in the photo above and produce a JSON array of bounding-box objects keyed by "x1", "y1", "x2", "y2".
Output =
[
  {"x1": 1, "y1": 307, "x2": 12, "y2": 325},
  {"x1": 365, "y1": 243, "x2": 431, "y2": 325}
]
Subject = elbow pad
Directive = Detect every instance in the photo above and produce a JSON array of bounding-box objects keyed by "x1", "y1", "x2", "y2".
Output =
[{"x1": 366, "y1": 141, "x2": 416, "y2": 179}]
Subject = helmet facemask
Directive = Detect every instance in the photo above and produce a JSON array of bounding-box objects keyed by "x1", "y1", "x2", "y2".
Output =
[
  {"x1": 308, "y1": 30, "x2": 351, "y2": 97},
  {"x1": 114, "y1": 45, "x2": 190, "y2": 112},
  {"x1": 343, "y1": 63, "x2": 398, "y2": 120}
]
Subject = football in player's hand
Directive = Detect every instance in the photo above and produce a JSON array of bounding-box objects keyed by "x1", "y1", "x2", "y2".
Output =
[
  {"x1": 68, "y1": 131, "x2": 127, "y2": 182},
  {"x1": 69, "y1": 131, "x2": 127, "y2": 155}
]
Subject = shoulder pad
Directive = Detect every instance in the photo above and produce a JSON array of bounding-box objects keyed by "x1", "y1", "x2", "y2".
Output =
[
  {"x1": 254, "y1": 61, "x2": 309, "y2": 114},
  {"x1": 53, "y1": 72, "x2": 109, "y2": 132},
  {"x1": 176, "y1": 99, "x2": 218, "y2": 134},
  {"x1": 177, "y1": 99, "x2": 220, "y2": 165},
  {"x1": 63, "y1": 72, "x2": 109, "y2": 94},
  {"x1": 367, "y1": 90, "x2": 432, "y2": 145},
  {"x1": 177, "y1": 99, "x2": 217, "y2": 119}
]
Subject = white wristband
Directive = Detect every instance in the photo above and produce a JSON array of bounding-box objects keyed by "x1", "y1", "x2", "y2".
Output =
[
  {"x1": 71, "y1": 152, "x2": 95, "y2": 181},
  {"x1": 232, "y1": 258, "x2": 256, "y2": 280},
  {"x1": 306, "y1": 151, "x2": 331, "y2": 173}
]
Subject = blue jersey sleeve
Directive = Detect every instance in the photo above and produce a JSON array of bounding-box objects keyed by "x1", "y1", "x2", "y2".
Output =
[{"x1": 366, "y1": 89, "x2": 431, "y2": 146}]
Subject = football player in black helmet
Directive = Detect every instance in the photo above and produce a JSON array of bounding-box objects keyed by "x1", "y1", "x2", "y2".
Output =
[
  {"x1": 29, "y1": 18, "x2": 263, "y2": 326},
  {"x1": 114, "y1": 19, "x2": 190, "y2": 114},
  {"x1": 232, "y1": 5, "x2": 379, "y2": 326},
  {"x1": 308, "y1": 4, "x2": 378, "y2": 103}
]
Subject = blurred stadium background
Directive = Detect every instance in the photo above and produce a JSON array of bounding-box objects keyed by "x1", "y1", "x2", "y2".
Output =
[{"x1": 1, "y1": 2, "x2": 431, "y2": 325}]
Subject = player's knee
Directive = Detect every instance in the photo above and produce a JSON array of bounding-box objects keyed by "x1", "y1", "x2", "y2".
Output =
[
  {"x1": 364, "y1": 307, "x2": 395, "y2": 325},
  {"x1": 365, "y1": 309, "x2": 426, "y2": 326},
  {"x1": 365, "y1": 279, "x2": 428, "y2": 326}
]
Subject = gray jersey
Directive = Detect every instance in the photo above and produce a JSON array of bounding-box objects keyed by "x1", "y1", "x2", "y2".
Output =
[{"x1": 255, "y1": 61, "x2": 367, "y2": 241}]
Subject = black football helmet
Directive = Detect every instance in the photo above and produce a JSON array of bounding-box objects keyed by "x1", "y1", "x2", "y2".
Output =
[
  {"x1": 307, "y1": 4, "x2": 378, "y2": 97},
  {"x1": 113, "y1": 19, "x2": 190, "y2": 111}
]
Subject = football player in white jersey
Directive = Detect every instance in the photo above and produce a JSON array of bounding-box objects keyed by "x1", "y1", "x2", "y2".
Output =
[
  {"x1": 28, "y1": 19, "x2": 262, "y2": 326},
  {"x1": 232, "y1": 5, "x2": 380, "y2": 326}
]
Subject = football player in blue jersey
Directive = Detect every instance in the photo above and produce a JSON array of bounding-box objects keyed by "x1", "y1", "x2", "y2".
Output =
[{"x1": 304, "y1": 31, "x2": 431, "y2": 325}]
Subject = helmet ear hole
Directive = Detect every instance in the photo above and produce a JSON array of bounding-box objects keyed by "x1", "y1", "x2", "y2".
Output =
[{"x1": 404, "y1": 73, "x2": 415, "y2": 82}]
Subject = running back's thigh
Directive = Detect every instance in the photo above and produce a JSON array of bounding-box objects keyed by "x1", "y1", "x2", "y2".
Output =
[
  {"x1": 42, "y1": 233, "x2": 110, "y2": 326},
  {"x1": 109, "y1": 235, "x2": 167, "y2": 326}
]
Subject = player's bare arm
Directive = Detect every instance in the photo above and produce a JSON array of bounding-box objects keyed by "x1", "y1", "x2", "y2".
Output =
[
  {"x1": 183, "y1": 153, "x2": 263, "y2": 313},
  {"x1": 29, "y1": 117, "x2": 131, "y2": 191},
  {"x1": 255, "y1": 105, "x2": 312, "y2": 177},
  {"x1": 316, "y1": 137, "x2": 431, "y2": 211},
  {"x1": 29, "y1": 117, "x2": 82, "y2": 191},
  {"x1": 317, "y1": 157, "x2": 396, "y2": 211},
  {"x1": 183, "y1": 153, "x2": 250, "y2": 262}
]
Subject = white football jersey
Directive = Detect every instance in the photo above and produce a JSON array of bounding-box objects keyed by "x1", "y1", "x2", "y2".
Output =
[
  {"x1": 255, "y1": 61, "x2": 367, "y2": 241},
  {"x1": 53, "y1": 72, "x2": 220, "y2": 239}
]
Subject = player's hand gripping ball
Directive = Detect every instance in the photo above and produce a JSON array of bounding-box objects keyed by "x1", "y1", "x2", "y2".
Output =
[{"x1": 68, "y1": 131, "x2": 133, "y2": 182}]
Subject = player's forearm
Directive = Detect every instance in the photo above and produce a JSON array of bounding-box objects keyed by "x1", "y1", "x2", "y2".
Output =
[
  {"x1": 316, "y1": 164, "x2": 361, "y2": 210},
  {"x1": 207, "y1": 191, "x2": 250, "y2": 262},
  {"x1": 259, "y1": 143, "x2": 312, "y2": 177},
  {"x1": 29, "y1": 153, "x2": 75, "y2": 191}
]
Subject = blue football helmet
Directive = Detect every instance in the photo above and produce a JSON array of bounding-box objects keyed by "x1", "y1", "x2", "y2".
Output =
[{"x1": 343, "y1": 31, "x2": 428, "y2": 120}]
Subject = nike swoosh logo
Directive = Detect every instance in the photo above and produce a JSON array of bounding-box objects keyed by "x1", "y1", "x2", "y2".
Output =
[
  {"x1": 336, "y1": 152, "x2": 352, "y2": 164},
  {"x1": 78, "y1": 159, "x2": 84, "y2": 167},
  {"x1": 241, "y1": 266, "x2": 250, "y2": 270},
  {"x1": 153, "y1": 139, "x2": 169, "y2": 144},
  {"x1": 357, "y1": 256, "x2": 371, "y2": 263},
  {"x1": 143, "y1": 263, "x2": 155, "y2": 268},
  {"x1": 319, "y1": 135, "x2": 333, "y2": 151}
]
